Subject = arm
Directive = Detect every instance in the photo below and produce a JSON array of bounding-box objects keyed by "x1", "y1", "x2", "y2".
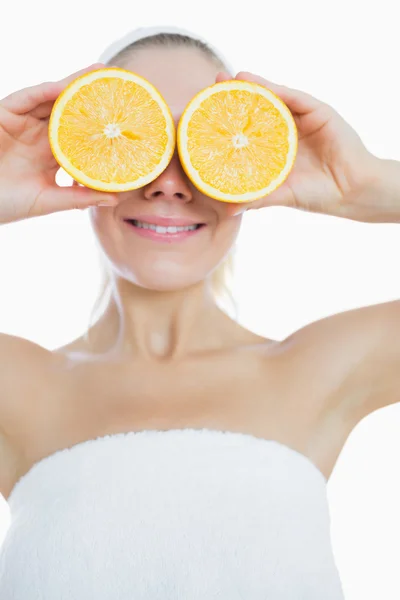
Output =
[
  {"x1": 287, "y1": 299, "x2": 400, "y2": 425},
  {"x1": 288, "y1": 157, "x2": 400, "y2": 424},
  {"x1": 341, "y1": 158, "x2": 400, "y2": 224}
]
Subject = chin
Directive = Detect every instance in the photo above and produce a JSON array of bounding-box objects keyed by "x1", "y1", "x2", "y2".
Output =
[{"x1": 123, "y1": 264, "x2": 205, "y2": 293}]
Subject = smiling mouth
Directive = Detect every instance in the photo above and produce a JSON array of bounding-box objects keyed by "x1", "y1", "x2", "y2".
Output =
[{"x1": 125, "y1": 219, "x2": 205, "y2": 234}]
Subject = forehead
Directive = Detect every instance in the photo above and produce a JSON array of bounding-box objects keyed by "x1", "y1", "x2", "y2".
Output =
[{"x1": 119, "y1": 46, "x2": 220, "y2": 122}]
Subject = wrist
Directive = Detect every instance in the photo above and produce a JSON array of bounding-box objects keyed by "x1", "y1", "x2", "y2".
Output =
[
  {"x1": 348, "y1": 156, "x2": 400, "y2": 224},
  {"x1": 369, "y1": 157, "x2": 400, "y2": 223}
]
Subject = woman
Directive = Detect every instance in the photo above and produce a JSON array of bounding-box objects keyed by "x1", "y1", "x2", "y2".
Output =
[{"x1": 0, "y1": 25, "x2": 399, "y2": 599}]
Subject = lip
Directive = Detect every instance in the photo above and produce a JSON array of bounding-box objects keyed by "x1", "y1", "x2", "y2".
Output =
[
  {"x1": 122, "y1": 214, "x2": 205, "y2": 227},
  {"x1": 122, "y1": 218, "x2": 206, "y2": 244}
]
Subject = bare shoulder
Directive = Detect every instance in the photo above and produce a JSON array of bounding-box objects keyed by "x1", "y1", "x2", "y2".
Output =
[
  {"x1": 0, "y1": 331, "x2": 52, "y2": 360},
  {"x1": 0, "y1": 333, "x2": 64, "y2": 498},
  {"x1": 0, "y1": 333, "x2": 64, "y2": 427},
  {"x1": 283, "y1": 300, "x2": 400, "y2": 423}
]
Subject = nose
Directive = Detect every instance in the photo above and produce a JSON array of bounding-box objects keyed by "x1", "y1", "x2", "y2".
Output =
[{"x1": 143, "y1": 152, "x2": 193, "y2": 203}]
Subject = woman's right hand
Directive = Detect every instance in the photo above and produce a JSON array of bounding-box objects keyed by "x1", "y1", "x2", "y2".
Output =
[{"x1": 0, "y1": 64, "x2": 118, "y2": 225}]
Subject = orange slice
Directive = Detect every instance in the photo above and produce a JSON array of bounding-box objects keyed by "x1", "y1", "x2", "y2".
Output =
[
  {"x1": 177, "y1": 80, "x2": 298, "y2": 203},
  {"x1": 49, "y1": 68, "x2": 175, "y2": 192}
]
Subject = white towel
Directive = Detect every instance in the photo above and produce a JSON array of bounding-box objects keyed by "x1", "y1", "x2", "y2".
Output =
[{"x1": 0, "y1": 428, "x2": 345, "y2": 599}]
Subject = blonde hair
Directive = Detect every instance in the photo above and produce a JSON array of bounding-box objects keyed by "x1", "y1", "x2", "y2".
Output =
[{"x1": 87, "y1": 32, "x2": 237, "y2": 334}]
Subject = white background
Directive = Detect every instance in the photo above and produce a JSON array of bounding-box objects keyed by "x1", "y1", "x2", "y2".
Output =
[{"x1": 1, "y1": 0, "x2": 400, "y2": 597}]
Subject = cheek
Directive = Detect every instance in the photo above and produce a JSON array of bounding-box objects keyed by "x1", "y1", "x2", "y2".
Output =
[
  {"x1": 89, "y1": 206, "x2": 108, "y2": 231},
  {"x1": 204, "y1": 213, "x2": 242, "y2": 265},
  {"x1": 89, "y1": 207, "x2": 122, "y2": 251},
  {"x1": 214, "y1": 208, "x2": 243, "y2": 243}
]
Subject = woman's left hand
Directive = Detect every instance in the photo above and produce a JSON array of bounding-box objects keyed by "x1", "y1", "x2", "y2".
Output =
[{"x1": 216, "y1": 71, "x2": 381, "y2": 218}]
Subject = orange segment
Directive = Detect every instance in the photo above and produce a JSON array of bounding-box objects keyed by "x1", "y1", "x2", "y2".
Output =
[
  {"x1": 49, "y1": 68, "x2": 175, "y2": 192},
  {"x1": 177, "y1": 80, "x2": 298, "y2": 203}
]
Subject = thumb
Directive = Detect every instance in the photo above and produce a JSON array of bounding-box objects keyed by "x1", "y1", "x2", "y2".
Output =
[
  {"x1": 33, "y1": 185, "x2": 118, "y2": 217},
  {"x1": 246, "y1": 180, "x2": 295, "y2": 211},
  {"x1": 222, "y1": 180, "x2": 295, "y2": 216}
]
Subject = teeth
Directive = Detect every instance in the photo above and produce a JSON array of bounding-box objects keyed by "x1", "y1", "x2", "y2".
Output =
[{"x1": 132, "y1": 220, "x2": 199, "y2": 233}]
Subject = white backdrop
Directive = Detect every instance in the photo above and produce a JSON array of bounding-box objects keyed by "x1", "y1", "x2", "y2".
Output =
[{"x1": 1, "y1": 0, "x2": 400, "y2": 597}]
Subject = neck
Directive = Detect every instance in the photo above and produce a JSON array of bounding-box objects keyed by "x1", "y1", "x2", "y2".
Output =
[{"x1": 85, "y1": 276, "x2": 238, "y2": 361}]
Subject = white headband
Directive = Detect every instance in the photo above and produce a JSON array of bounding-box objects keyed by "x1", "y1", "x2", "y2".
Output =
[{"x1": 97, "y1": 25, "x2": 235, "y2": 75}]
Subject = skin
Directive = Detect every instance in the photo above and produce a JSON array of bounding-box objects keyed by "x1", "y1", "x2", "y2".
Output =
[{"x1": 0, "y1": 46, "x2": 397, "y2": 501}]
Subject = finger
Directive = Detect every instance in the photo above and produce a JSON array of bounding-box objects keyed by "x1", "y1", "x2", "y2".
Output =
[
  {"x1": 31, "y1": 184, "x2": 118, "y2": 217},
  {"x1": 32, "y1": 100, "x2": 56, "y2": 120},
  {"x1": 0, "y1": 63, "x2": 106, "y2": 116},
  {"x1": 235, "y1": 71, "x2": 325, "y2": 115},
  {"x1": 215, "y1": 71, "x2": 232, "y2": 84}
]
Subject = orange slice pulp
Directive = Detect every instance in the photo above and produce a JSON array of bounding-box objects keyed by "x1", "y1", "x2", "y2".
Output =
[
  {"x1": 49, "y1": 68, "x2": 175, "y2": 192},
  {"x1": 177, "y1": 80, "x2": 298, "y2": 203}
]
